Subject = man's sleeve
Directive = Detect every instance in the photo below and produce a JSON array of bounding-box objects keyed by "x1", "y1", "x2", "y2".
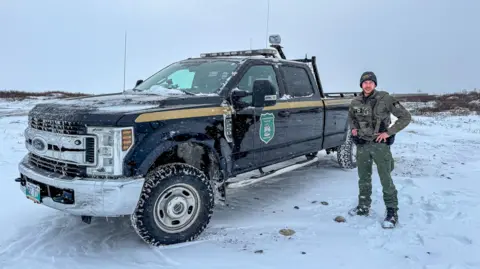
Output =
[
  {"x1": 386, "y1": 95, "x2": 412, "y2": 136},
  {"x1": 348, "y1": 101, "x2": 360, "y2": 129}
]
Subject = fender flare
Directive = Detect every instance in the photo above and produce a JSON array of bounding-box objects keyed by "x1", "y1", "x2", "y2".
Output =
[{"x1": 134, "y1": 136, "x2": 230, "y2": 178}]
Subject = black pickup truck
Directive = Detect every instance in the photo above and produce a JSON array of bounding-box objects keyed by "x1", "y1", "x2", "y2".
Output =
[{"x1": 16, "y1": 35, "x2": 358, "y2": 246}]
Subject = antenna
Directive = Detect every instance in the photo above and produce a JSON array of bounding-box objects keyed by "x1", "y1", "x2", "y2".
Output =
[
  {"x1": 122, "y1": 30, "x2": 127, "y2": 93},
  {"x1": 265, "y1": 0, "x2": 270, "y2": 47}
]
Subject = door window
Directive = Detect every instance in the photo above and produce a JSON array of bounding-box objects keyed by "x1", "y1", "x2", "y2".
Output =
[
  {"x1": 281, "y1": 66, "x2": 315, "y2": 98},
  {"x1": 236, "y1": 65, "x2": 280, "y2": 104}
]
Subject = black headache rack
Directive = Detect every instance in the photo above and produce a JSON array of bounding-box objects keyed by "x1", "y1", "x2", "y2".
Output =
[
  {"x1": 272, "y1": 44, "x2": 359, "y2": 98},
  {"x1": 270, "y1": 43, "x2": 327, "y2": 97},
  {"x1": 272, "y1": 45, "x2": 359, "y2": 98},
  {"x1": 286, "y1": 54, "x2": 323, "y2": 94}
]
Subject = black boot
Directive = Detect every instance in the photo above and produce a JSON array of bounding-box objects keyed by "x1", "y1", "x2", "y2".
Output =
[
  {"x1": 348, "y1": 205, "x2": 370, "y2": 216},
  {"x1": 382, "y1": 208, "x2": 398, "y2": 228}
]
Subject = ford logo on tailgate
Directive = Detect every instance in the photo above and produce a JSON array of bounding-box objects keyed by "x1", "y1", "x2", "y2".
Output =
[{"x1": 32, "y1": 137, "x2": 47, "y2": 153}]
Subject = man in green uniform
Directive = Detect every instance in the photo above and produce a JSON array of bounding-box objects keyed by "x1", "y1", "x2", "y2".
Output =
[{"x1": 347, "y1": 71, "x2": 412, "y2": 228}]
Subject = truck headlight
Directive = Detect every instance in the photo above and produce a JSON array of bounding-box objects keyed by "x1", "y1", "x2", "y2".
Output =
[{"x1": 86, "y1": 126, "x2": 134, "y2": 177}]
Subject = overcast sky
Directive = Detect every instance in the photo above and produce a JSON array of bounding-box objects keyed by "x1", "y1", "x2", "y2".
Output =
[{"x1": 1, "y1": 0, "x2": 478, "y2": 95}]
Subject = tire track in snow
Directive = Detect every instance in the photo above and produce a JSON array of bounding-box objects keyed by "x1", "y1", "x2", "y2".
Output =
[
  {"x1": 195, "y1": 155, "x2": 356, "y2": 251},
  {"x1": 0, "y1": 214, "x2": 180, "y2": 268}
]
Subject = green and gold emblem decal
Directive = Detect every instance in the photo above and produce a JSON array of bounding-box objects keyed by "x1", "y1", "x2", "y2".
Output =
[{"x1": 259, "y1": 113, "x2": 275, "y2": 144}]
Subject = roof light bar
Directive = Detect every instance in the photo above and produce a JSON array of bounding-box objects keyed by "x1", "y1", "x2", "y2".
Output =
[{"x1": 200, "y1": 48, "x2": 279, "y2": 58}]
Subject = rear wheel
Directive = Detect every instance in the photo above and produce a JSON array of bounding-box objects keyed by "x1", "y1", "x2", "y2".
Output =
[
  {"x1": 337, "y1": 129, "x2": 357, "y2": 169},
  {"x1": 131, "y1": 163, "x2": 214, "y2": 246}
]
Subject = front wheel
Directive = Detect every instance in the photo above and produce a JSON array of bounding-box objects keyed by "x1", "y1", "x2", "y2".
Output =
[
  {"x1": 337, "y1": 129, "x2": 357, "y2": 169},
  {"x1": 131, "y1": 163, "x2": 215, "y2": 246}
]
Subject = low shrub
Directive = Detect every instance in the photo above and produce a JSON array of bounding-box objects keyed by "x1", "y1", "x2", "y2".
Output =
[
  {"x1": 416, "y1": 90, "x2": 480, "y2": 116},
  {"x1": 0, "y1": 90, "x2": 91, "y2": 101}
]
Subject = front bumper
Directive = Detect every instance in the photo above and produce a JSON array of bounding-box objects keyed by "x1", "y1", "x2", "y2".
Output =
[{"x1": 18, "y1": 156, "x2": 145, "y2": 217}]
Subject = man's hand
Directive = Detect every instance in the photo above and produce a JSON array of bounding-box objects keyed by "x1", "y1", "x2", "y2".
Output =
[
  {"x1": 375, "y1": 132, "x2": 390, "y2": 143},
  {"x1": 352, "y1": 128, "x2": 358, "y2": 136}
]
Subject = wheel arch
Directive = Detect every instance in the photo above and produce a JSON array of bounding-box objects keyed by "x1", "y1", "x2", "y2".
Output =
[{"x1": 136, "y1": 135, "x2": 230, "y2": 204}]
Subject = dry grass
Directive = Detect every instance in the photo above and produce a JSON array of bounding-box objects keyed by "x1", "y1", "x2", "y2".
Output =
[
  {"x1": 416, "y1": 90, "x2": 480, "y2": 116},
  {"x1": 0, "y1": 90, "x2": 91, "y2": 101},
  {"x1": 392, "y1": 94, "x2": 437, "y2": 102}
]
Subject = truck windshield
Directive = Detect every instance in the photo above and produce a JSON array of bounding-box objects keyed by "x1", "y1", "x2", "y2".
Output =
[{"x1": 133, "y1": 59, "x2": 240, "y2": 95}]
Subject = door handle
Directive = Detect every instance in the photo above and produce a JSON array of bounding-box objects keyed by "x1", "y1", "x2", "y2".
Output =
[{"x1": 278, "y1": 111, "x2": 291, "y2": 117}]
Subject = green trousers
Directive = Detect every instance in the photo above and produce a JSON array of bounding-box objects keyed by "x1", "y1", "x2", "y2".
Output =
[{"x1": 356, "y1": 142, "x2": 398, "y2": 210}]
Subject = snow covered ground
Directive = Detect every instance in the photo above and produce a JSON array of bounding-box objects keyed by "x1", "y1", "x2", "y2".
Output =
[
  {"x1": 0, "y1": 100, "x2": 479, "y2": 269},
  {"x1": 0, "y1": 98, "x2": 47, "y2": 117}
]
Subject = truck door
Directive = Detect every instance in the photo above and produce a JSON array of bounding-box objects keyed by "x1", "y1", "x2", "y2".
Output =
[
  {"x1": 230, "y1": 105, "x2": 256, "y2": 174},
  {"x1": 232, "y1": 62, "x2": 290, "y2": 169},
  {"x1": 278, "y1": 64, "x2": 325, "y2": 156}
]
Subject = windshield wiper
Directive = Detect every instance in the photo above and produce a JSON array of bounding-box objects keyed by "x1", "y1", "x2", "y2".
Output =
[
  {"x1": 130, "y1": 87, "x2": 195, "y2": 96},
  {"x1": 176, "y1": 89, "x2": 195, "y2": 95}
]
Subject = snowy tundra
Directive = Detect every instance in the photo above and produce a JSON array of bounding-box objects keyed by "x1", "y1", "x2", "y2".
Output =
[{"x1": 0, "y1": 98, "x2": 479, "y2": 269}]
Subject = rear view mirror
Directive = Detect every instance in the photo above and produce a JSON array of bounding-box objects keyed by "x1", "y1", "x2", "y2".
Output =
[
  {"x1": 252, "y1": 79, "x2": 277, "y2": 108},
  {"x1": 135, "y1": 79, "x2": 143, "y2": 87}
]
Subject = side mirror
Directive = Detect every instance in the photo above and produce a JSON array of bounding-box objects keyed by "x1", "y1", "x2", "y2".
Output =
[
  {"x1": 252, "y1": 79, "x2": 277, "y2": 108},
  {"x1": 135, "y1": 79, "x2": 144, "y2": 87}
]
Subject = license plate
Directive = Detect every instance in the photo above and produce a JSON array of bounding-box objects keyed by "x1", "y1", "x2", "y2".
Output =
[{"x1": 25, "y1": 181, "x2": 41, "y2": 203}]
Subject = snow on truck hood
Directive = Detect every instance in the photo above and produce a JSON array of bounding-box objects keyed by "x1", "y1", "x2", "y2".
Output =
[
  {"x1": 49, "y1": 93, "x2": 165, "y2": 108},
  {"x1": 27, "y1": 89, "x2": 223, "y2": 123},
  {"x1": 42, "y1": 91, "x2": 205, "y2": 113}
]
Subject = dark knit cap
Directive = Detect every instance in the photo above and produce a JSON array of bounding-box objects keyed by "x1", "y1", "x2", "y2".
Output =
[{"x1": 359, "y1": 71, "x2": 377, "y2": 87}]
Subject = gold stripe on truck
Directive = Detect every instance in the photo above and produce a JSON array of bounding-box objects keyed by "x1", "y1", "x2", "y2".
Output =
[
  {"x1": 135, "y1": 107, "x2": 228, "y2": 122},
  {"x1": 264, "y1": 100, "x2": 324, "y2": 110},
  {"x1": 135, "y1": 98, "x2": 351, "y2": 123}
]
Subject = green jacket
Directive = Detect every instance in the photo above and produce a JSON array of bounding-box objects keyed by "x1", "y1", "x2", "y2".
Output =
[{"x1": 348, "y1": 90, "x2": 412, "y2": 142}]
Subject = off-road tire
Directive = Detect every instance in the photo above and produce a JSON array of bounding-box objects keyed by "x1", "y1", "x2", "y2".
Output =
[
  {"x1": 337, "y1": 130, "x2": 357, "y2": 169},
  {"x1": 131, "y1": 163, "x2": 215, "y2": 246}
]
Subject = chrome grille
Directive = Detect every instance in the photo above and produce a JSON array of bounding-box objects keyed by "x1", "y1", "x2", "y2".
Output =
[
  {"x1": 29, "y1": 153, "x2": 87, "y2": 177},
  {"x1": 29, "y1": 117, "x2": 87, "y2": 135}
]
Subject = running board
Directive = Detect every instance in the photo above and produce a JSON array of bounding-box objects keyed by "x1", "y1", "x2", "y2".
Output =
[{"x1": 226, "y1": 157, "x2": 319, "y2": 188}]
